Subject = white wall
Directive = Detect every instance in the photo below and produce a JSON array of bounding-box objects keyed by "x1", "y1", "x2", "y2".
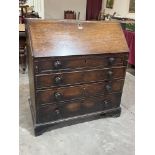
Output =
[
  {"x1": 102, "y1": 0, "x2": 135, "y2": 19},
  {"x1": 44, "y1": 0, "x2": 87, "y2": 20}
]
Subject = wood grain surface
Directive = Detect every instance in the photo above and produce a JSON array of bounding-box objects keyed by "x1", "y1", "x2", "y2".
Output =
[
  {"x1": 26, "y1": 19, "x2": 129, "y2": 136},
  {"x1": 27, "y1": 19, "x2": 129, "y2": 57}
]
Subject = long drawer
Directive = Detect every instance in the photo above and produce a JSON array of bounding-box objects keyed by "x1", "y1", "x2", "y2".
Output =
[
  {"x1": 37, "y1": 93, "x2": 122, "y2": 123},
  {"x1": 34, "y1": 54, "x2": 128, "y2": 74},
  {"x1": 36, "y1": 79, "x2": 124, "y2": 105},
  {"x1": 35, "y1": 67, "x2": 126, "y2": 89}
]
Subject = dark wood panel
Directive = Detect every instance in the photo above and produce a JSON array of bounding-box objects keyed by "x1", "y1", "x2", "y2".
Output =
[
  {"x1": 36, "y1": 79, "x2": 124, "y2": 105},
  {"x1": 34, "y1": 107, "x2": 121, "y2": 136},
  {"x1": 61, "y1": 93, "x2": 121, "y2": 119},
  {"x1": 27, "y1": 20, "x2": 129, "y2": 57},
  {"x1": 26, "y1": 20, "x2": 129, "y2": 136},
  {"x1": 27, "y1": 34, "x2": 37, "y2": 122},
  {"x1": 37, "y1": 93, "x2": 122, "y2": 123},
  {"x1": 34, "y1": 54, "x2": 127, "y2": 74},
  {"x1": 36, "y1": 67, "x2": 126, "y2": 89},
  {"x1": 37, "y1": 103, "x2": 61, "y2": 123}
]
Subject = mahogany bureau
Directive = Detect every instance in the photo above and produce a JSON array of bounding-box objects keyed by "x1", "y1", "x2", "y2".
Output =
[{"x1": 26, "y1": 19, "x2": 129, "y2": 136}]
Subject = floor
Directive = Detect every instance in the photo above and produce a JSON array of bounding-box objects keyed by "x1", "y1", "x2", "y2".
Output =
[
  {"x1": 19, "y1": 71, "x2": 135, "y2": 155},
  {"x1": 127, "y1": 65, "x2": 135, "y2": 76}
]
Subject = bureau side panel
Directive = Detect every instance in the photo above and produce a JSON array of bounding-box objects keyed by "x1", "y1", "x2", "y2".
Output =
[
  {"x1": 28, "y1": 53, "x2": 36, "y2": 122},
  {"x1": 26, "y1": 24, "x2": 36, "y2": 124}
]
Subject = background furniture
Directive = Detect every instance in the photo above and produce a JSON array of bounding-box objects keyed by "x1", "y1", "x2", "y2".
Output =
[
  {"x1": 19, "y1": 24, "x2": 27, "y2": 72},
  {"x1": 26, "y1": 20, "x2": 129, "y2": 136},
  {"x1": 19, "y1": 0, "x2": 27, "y2": 4},
  {"x1": 110, "y1": 19, "x2": 135, "y2": 66},
  {"x1": 19, "y1": 1, "x2": 40, "y2": 73},
  {"x1": 64, "y1": 10, "x2": 76, "y2": 19},
  {"x1": 19, "y1": 5, "x2": 29, "y2": 23},
  {"x1": 120, "y1": 21, "x2": 135, "y2": 31},
  {"x1": 19, "y1": 1, "x2": 40, "y2": 24}
]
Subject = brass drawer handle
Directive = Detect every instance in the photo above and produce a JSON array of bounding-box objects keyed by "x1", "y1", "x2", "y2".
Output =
[
  {"x1": 54, "y1": 60, "x2": 62, "y2": 69},
  {"x1": 108, "y1": 57, "x2": 115, "y2": 65},
  {"x1": 55, "y1": 108, "x2": 60, "y2": 115},
  {"x1": 105, "y1": 85, "x2": 112, "y2": 92},
  {"x1": 54, "y1": 76, "x2": 62, "y2": 84},
  {"x1": 107, "y1": 70, "x2": 113, "y2": 79},
  {"x1": 103, "y1": 100, "x2": 110, "y2": 108},
  {"x1": 54, "y1": 92, "x2": 63, "y2": 100}
]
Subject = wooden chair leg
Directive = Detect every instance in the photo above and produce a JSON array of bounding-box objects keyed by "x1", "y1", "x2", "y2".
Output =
[{"x1": 19, "y1": 46, "x2": 27, "y2": 73}]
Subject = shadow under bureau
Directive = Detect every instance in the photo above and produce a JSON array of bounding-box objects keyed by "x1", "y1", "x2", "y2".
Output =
[{"x1": 26, "y1": 19, "x2": 129, "y2": 136}]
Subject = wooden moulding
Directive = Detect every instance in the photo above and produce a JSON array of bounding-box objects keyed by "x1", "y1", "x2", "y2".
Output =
[{"x1": 29, "y1": 98, "x2": 121, "y2": 136}]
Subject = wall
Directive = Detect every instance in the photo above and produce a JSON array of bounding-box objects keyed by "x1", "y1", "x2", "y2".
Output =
[
  {"x1": 27, "y1": 0, "x2": 33, "y2": 6},
  {"x1": 102, "y1": 0, "x2": 135, "y2": 19},
  {"x1": 27, "y1": 0, "x2": 134, "y2": 20},
  {"x1": 44, "y1": 0, "x2": 87, "y2": 20}
]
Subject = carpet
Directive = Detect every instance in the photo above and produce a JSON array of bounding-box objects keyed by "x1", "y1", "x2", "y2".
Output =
[{"x1": 19, "y1": 72, "x2": 135, "y2": 155}]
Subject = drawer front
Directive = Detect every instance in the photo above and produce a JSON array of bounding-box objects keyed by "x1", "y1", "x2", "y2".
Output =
[
  {"x1": 61, "y1": 93, "x2": 122, "y2": 119},
  {"x1": 37, "y1": 103, "x2": 61, "y2": 123},
  {"x1": 37, "y1": 93, "x2": 122, "y2": 123},
  {"x1": 36, "y1": 79, "x2": 124, "y2": 105},
  {"x1": 36, "y1": 67, "x2": 126, "y2": 89},
  {"x1": 34, "y1": 54, "x2": 128, "y2": 74}
]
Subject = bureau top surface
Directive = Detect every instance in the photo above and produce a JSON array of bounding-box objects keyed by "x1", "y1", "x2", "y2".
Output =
[{"x1": 27, "y1": 19, "x2": 129, "y2": 57}]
